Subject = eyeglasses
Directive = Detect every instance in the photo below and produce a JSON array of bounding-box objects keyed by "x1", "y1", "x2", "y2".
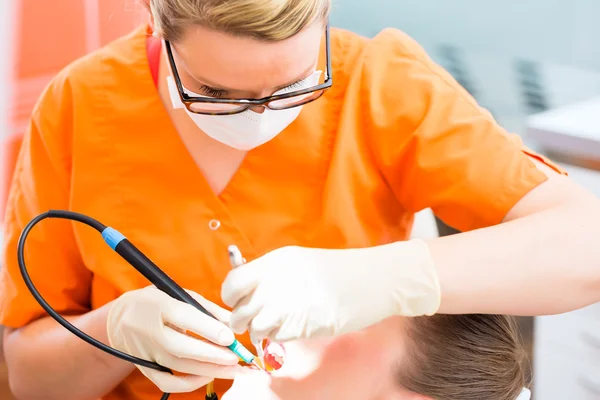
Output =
[{"x1": 165, "y1": 24, "x2": 333, "y2": 116}]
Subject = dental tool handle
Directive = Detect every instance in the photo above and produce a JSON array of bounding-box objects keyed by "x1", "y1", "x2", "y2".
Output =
[
  {"x1": 102, "y1": 228, "x2": 215, "y2": 317},
  {"x1": 101, "y1": 227, "x2": 257, "y2": 364},
  {"x1": 227, "y1": 245, "x2": 265, "y2": 366}
]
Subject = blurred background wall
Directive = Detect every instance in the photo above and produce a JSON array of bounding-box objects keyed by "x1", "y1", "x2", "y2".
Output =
[
  {"x1": 0, "y1": 0, "x2": 147, "y2": 213},
  {"x1": 331, "y1": 0, "x2": 600, "y2": 145}
]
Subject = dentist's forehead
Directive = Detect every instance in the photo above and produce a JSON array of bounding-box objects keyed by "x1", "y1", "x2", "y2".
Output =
[{"x1": 173, "y1": 24, "x2": 323, "y2": 91}]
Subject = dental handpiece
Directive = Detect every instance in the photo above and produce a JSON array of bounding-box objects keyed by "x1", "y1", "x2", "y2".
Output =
[
  {"x1": 227, "y1": 245, "x2": 266, "y2": 368},
  {"x1": 101, "y1": 227, "x2": 261, "y2": 368}
]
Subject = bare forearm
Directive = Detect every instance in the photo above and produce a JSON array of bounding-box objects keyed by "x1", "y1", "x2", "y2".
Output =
[
  {"x1": 428, "y1": 201, "x2": 600, "y2": 316},
  {"x1": 4, "y1": 303, "x2": 135, "y2": 400}
]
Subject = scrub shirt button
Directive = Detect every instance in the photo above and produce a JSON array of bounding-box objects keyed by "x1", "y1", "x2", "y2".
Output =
[{"x1": 208, "y1": 219, "x2": 221, "y2": 230}]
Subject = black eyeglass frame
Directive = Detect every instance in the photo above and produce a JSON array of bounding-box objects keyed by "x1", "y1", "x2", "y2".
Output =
[{"x1": 165, "y1": 24, "x2": 333, "y2": 116}]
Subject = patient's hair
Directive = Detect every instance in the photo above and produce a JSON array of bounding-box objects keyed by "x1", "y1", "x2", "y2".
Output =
[
  {"x1": 146, "y1": 0, "x2": 331, "y2": 43},
  {"x1": 398, "y1": 315, "x2": 530, "y2": 400}
]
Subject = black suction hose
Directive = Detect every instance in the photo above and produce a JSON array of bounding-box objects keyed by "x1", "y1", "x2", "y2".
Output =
[{"x1": 15, "y1": 210, "x2": 209, "y2": 400}]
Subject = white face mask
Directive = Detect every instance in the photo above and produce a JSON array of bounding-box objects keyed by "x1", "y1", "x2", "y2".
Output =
[{"x1": 166, "y1": 71, "x2": 322, "y2": 151}]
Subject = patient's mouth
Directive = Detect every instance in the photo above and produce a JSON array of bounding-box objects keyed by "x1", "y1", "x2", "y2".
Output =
[{"x1": 263, "y1": 339, "x2": 286, "y2": 371}]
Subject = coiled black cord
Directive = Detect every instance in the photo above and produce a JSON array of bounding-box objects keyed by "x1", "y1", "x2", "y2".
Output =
[{"x1": 17, "y1": 210, "x2": 218, "y2": 400}]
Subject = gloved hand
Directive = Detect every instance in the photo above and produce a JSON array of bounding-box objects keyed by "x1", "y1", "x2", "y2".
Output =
[
  {"x1": 107, "y1": 286, "x2": 243, "y2": 393},
  {"x1": 221, "y1": 239, "x2": 441, "y2": 343}
]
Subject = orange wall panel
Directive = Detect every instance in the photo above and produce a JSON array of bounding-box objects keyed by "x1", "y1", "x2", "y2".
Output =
[
  {"x1": 3, "y1": 0, "x2": 146, "y2": 220},
  {"x1": 16, "y1": 0, "x2": 88, "y2": 79}
]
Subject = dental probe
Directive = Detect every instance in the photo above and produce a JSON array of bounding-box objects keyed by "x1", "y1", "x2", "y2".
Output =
[{"x1": 227, "y1": 245, "x2": 266, "y2": 369}]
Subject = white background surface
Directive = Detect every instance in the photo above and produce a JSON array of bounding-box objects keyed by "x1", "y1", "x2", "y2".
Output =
[
  {"x1": 528, "y1": 97, "x2": 600, "y2": 141},
  {"x1": 0, "y1": 0, "x2": 15, "y2": 141}
]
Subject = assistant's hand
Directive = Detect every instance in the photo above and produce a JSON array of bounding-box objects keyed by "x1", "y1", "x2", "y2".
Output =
[
  {"x1": 107, "y1": 286, "x2": 243, "y2": 393},
  {"x1": 221, "y1": 240, "x2": 441, "y2": 343}
]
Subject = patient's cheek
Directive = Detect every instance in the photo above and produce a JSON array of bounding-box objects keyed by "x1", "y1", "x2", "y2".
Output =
[
  {"x1": 319, "y1": 332, "x2": 397, "y2": 391},
  {"x1": 323, "y1": 333, "x2": 375, "y2": 365}
]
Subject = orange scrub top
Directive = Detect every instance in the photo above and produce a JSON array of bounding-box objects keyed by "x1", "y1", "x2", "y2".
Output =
[{"x1": 0, "y1": 25, "x2": 563, "y2": 399}]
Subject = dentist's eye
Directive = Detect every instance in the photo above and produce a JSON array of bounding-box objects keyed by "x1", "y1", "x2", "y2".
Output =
[
  {"x1": 199, "y1": 85, "x2": 228, "y2": 98},
  {"x1": 280, "y1": 81, "x2": 304, "y2": 91}
]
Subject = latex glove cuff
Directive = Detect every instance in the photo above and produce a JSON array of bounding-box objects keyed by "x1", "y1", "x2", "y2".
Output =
[{"x1": 374, "y1": 239, "x2": 441, "y2": 318}]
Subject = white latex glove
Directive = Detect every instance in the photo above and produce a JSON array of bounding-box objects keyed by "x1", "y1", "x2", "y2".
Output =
[
  {"x1": 107, "y1": 286, "x2": 243, "y2": 393},
  {"x1": 221, "y1": 240, "x2": 441, "y2": 342}
]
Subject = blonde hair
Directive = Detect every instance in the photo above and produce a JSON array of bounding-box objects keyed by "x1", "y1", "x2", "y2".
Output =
[
  {"x1": 399, "y1": 314, "x2": 530, "y2": 400},
  {"x1": 147, "y1": 0, "x2": 331, "y2": 42}
]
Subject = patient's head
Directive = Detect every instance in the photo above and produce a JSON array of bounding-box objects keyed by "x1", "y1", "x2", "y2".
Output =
[
  {"x1": 397, "y1": 314, "x2": 530, "y2": 400},
  {"x1": 224, "y1": 314, "x2": 530, "y2": 400}
]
